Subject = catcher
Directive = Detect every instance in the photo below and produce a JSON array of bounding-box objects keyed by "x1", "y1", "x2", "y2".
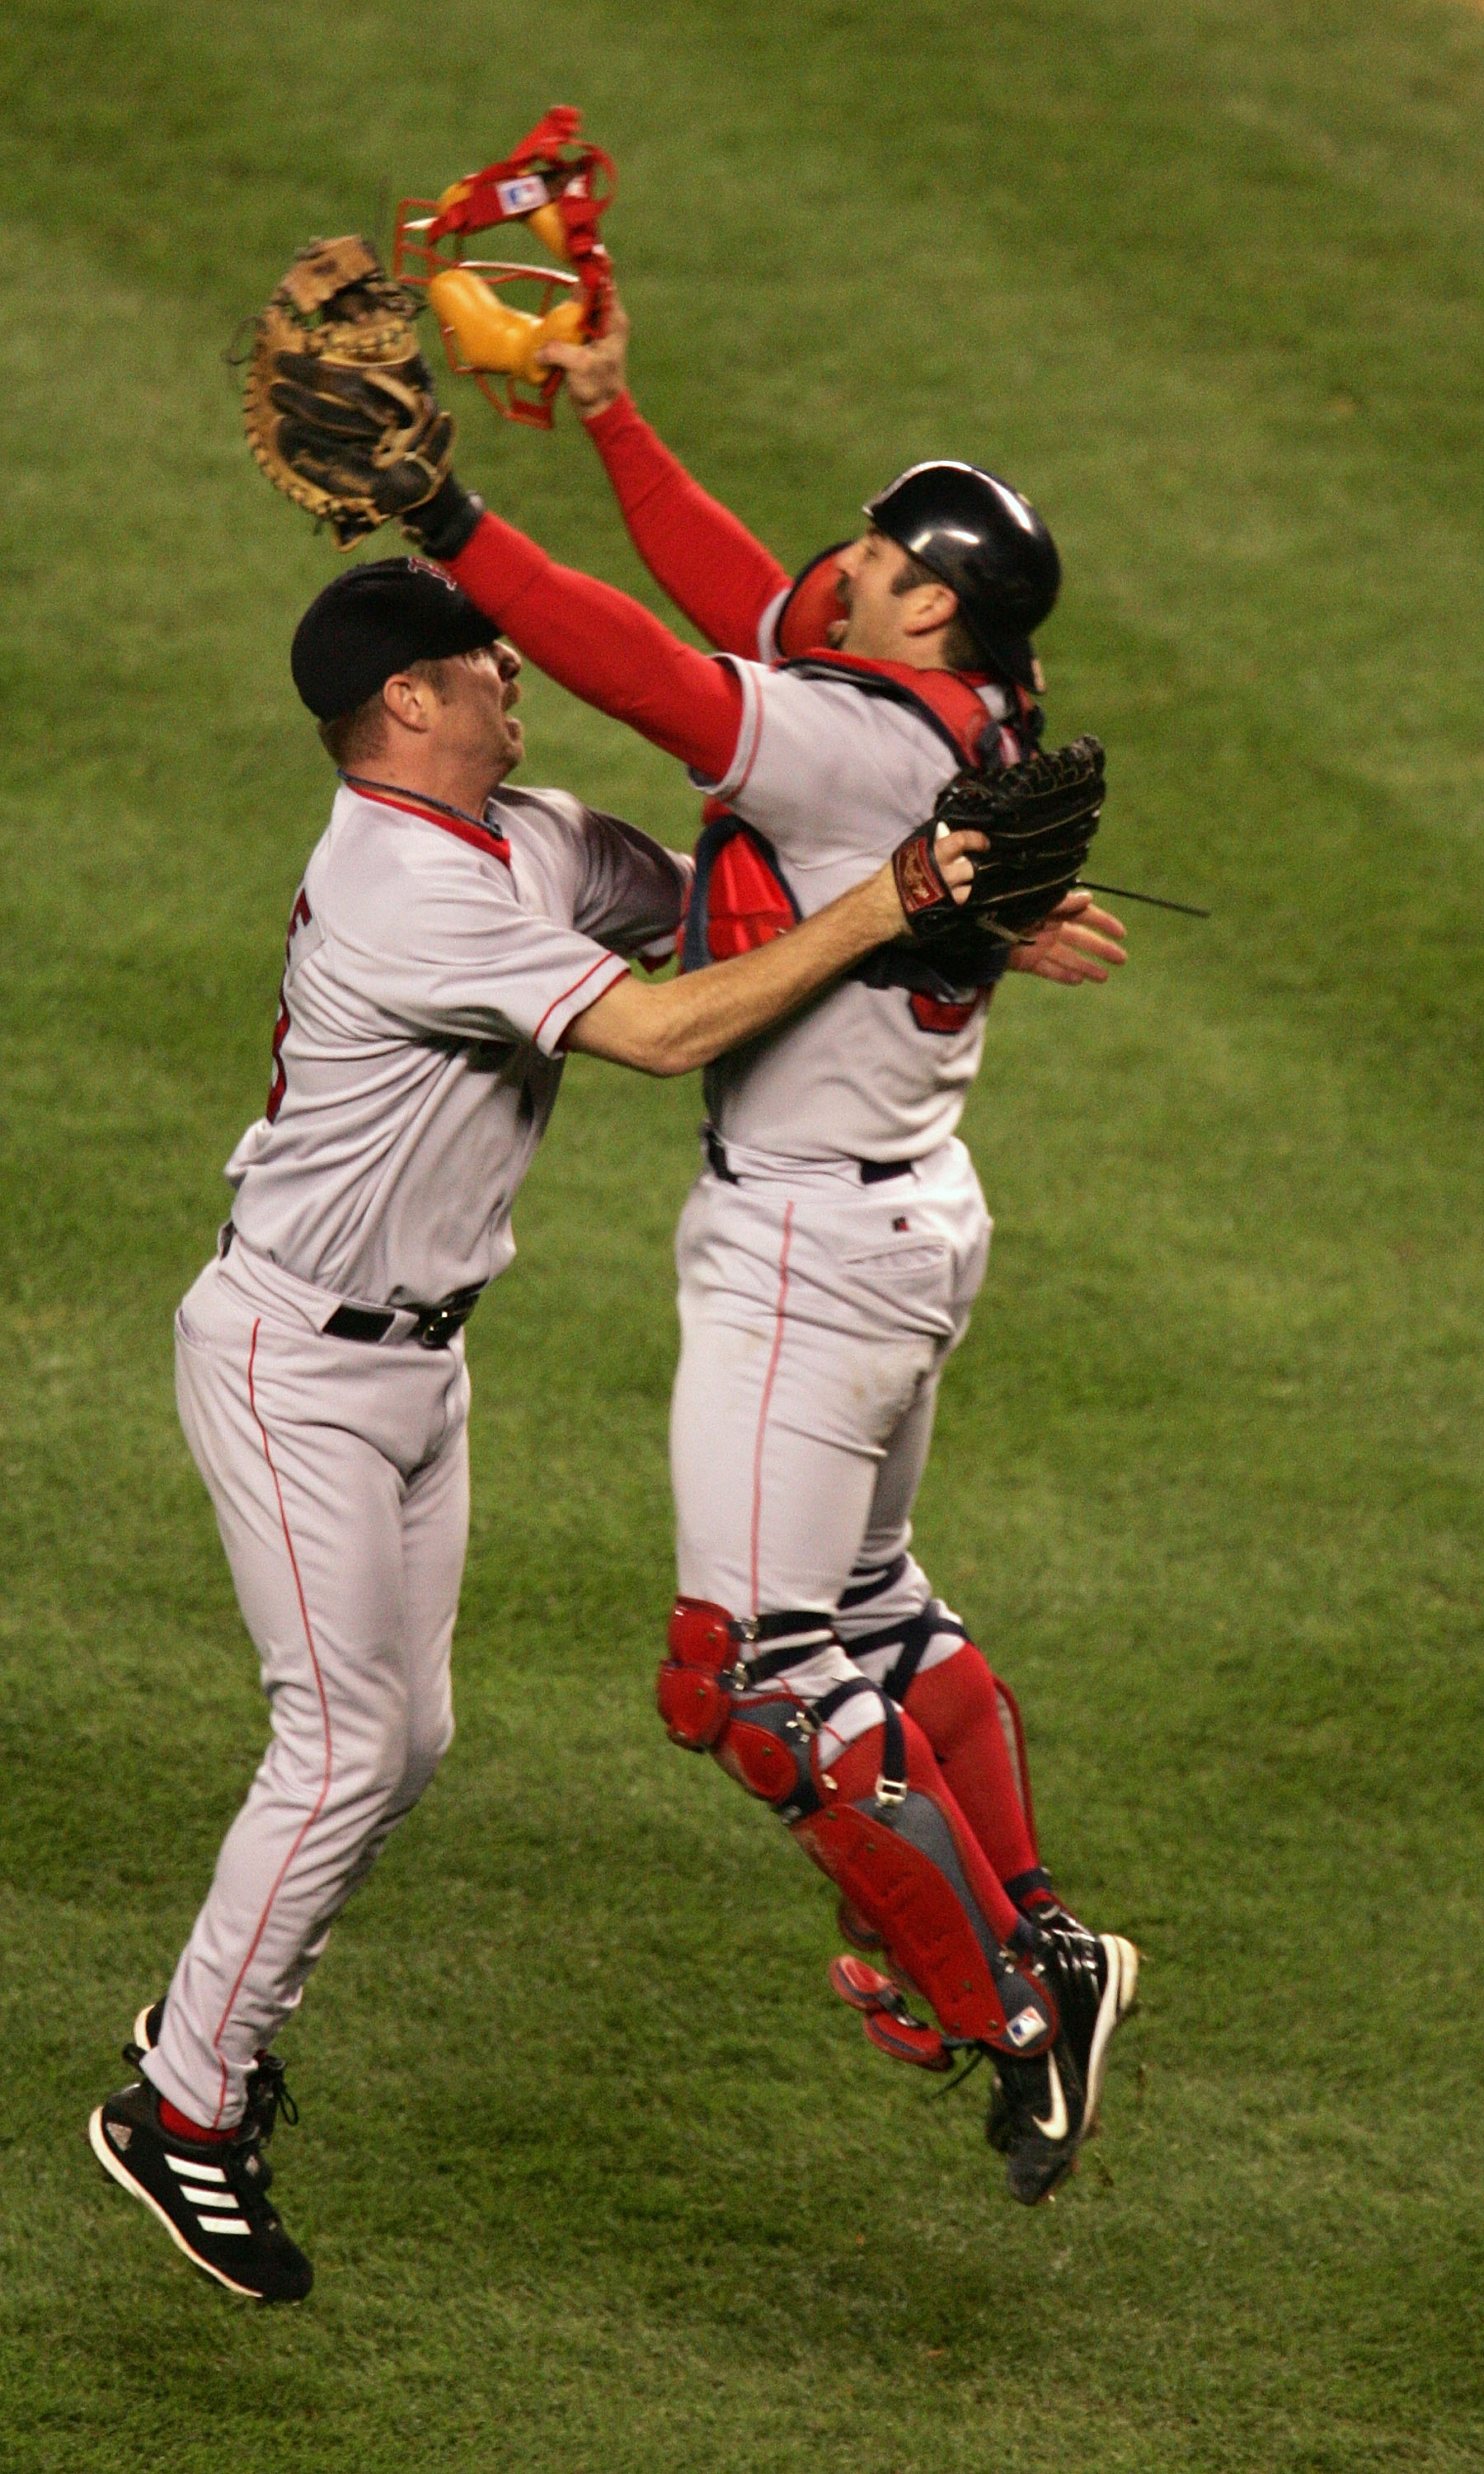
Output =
[{"x1": 242, "y1": 247, "x2": 1137, "y2": 2204}]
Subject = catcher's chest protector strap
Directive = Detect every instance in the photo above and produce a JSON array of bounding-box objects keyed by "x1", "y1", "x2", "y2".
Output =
[
  {"x1": 776, "y1": 651, "x2": 1035, "y2": 772},
  {"x1": 679, "y1": 809, "x2": 1005, "y2": 1022},
  {"x1": 681, "y1": 668, "x2": 1041, "y2": 1019},
  {"x1": 680, "y1": 816, "x2": 801, "y2": 975}
]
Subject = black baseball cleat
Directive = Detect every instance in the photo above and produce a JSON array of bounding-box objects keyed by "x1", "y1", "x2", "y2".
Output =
[
  {"x1": 990, "y1": 2042, "x2": 1085, "y2": 2203},
  {"x1": 88, "y1": 2067, "x2": 312, "y2": 2302},
  {"x1": 989, "y1": 1923, "x2": 1139, "y2": 2202},
  {"x1": 133, "y1": 1997, "x2": 165, "y2": 2052},
  {"x1": 132, "y1": 1997, "x2": 298, "y2": 2152}
]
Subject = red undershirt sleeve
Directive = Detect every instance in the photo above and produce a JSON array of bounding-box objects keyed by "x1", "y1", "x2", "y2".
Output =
[
  {"x1": 583, "y1": 394, "x2": 791, "y2": 657},
  {"x1": 445, "y1": 511, "x2": 744, "y2": 781}
]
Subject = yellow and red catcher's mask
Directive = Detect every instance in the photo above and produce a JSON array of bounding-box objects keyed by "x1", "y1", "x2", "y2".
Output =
[{"x1": 393, "y1": 106, "x2": 615, "y2": 429}]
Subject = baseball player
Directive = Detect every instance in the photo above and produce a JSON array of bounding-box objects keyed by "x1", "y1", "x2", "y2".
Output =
[
  {"x1": 369, "y1": 299, "x2": 1142, "y2": 2206},
  {"x1": 87, "y1": 554, "x2": 993, "y2": 2302}
]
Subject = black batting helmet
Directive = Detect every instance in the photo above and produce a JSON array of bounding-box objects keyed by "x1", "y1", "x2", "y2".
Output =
[{"x1": 864, "y1": 461, "x2": 1060, "y2": 689}]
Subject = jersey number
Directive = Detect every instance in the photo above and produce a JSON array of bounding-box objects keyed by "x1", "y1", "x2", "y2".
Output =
[{"x1": 265, "y1": 887, "x2": 313, "y2": 1123}]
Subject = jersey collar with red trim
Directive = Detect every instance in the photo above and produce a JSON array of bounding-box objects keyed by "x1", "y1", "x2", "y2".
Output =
[
  {"x1": 774, "y1": 649, "x2": 1008, "y2": 769},
  {"x1": 338, "y1": 773, "x2": 513, "y2": 864}
]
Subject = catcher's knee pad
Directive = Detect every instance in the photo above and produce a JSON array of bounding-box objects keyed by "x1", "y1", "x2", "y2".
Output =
[
  {"x1": 655, "y1": 1597, "x2": 737, "y2": 1751},
  {"x1": 714, "y1": 1694, "x2": 817, "y2": 1815},
  {"x1": 655, "y1": 1597, "x2": 820, "y2": 1822}
]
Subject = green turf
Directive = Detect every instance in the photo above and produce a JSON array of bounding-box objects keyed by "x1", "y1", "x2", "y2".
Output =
[{"x1": 2, "y1": 1, "x2": 1483, "y2": 2466}]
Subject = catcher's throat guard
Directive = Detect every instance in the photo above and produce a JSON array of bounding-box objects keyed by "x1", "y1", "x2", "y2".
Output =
[{"x1": 394, "y1": 106, "x2": 615, "y2": 428}]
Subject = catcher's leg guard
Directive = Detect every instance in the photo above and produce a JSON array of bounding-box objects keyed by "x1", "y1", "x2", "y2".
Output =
[
  {"x1": 796, "y1": 1712, "x2": 1054, "y2": 2058},
  {"x1": 655, "y1": 1597, "x2": 738, "y2": 1749},
  {"x1": 836, "y1": 1894, "x2": 885, "y2": 1953},
  {"x1": 656, "y1": 1597, "x2": 826, "y2": 1819},
  {"x1": 656, "y1": 1600, "x2": 1054, "y2": 2061},
  {"x1": 902, "y1": 1644, "x2": 1040, "y2": 1884}
]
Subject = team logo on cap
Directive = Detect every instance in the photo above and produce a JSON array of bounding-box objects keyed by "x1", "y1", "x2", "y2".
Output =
[{"x1": 406, "y1": 557, "x2": 459, "y2": 590}]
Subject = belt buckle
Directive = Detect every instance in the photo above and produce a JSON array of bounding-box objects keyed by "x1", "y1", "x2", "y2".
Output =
[{"x1": 415, "y1": 1286, "x2": 481, "y2": 1348}]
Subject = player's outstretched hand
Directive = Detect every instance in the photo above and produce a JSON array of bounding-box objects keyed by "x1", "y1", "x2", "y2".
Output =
[
  {"x1": 538, "y1": 291, "x2": 631, "y2": 418},
  {"x1": 1007, "y1": 890, "x2": 1126, "y2": 984}
]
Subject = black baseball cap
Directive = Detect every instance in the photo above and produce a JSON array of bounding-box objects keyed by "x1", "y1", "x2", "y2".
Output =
[{"x1": 291, "y1": 557, "x2": 500, "y2": 721}]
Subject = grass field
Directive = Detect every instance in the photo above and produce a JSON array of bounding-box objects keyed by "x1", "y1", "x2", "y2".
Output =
[{"x1": 2, "y1": 2, "x2": 1483, "y2": 2467}]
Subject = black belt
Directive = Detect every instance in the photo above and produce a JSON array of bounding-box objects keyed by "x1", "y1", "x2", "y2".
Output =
[
  {"x1": 702, "y1": 1125, "x2": 913, "y2": 1188},
  {"x1": 323, "y1": 1289, "x2": 482, "y2": 1350},
  {"x1": 218, "y1": 1228, "x2": 479, "y2": 1349}
]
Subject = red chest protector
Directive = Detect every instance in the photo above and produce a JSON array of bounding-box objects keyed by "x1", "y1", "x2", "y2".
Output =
[{"x1": 680, "y1": 651, "x2": 1040, "y2": 1032}]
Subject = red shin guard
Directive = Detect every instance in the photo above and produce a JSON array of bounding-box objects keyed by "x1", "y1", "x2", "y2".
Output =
[
  {"x1": 828, "y1": 1955, "x2": 955, "y2": 2072},
  {"x1": 792, "y1": 1714, "x2": 1046, "y2": 2052},
  {"x1": 657, "y1": 1601, "x2": 1054, "y2": 2058},
  {"x1": 903, "y1": 1645, "x2": 1040, "y2": 1886}
]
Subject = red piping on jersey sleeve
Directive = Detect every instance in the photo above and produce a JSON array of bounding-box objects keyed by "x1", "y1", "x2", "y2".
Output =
[
  {"x1": 584, "y1": 394, "x2": 791, "y2": 658},
  {"x1": 446, "y1": 513, "x2": 743, "y2": 780},
  {"x1": 538, "y1": 950, "x2": 628, "y2": 1052}
]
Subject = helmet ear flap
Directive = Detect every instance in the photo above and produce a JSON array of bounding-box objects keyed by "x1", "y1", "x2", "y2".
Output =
[{"x1": 775, "y1": 541, "x2": 852, "y2": 660}]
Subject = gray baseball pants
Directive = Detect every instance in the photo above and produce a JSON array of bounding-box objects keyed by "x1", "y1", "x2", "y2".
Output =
[
  {"x1": 143, "y1": 1237, "x2": 470, "y2": 2131},
  {"x1": 669, "y1": 1134, "x2": 992, "y2": 1752}
]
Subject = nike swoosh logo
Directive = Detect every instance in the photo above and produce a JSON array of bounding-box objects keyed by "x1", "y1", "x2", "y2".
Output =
[{"x1": 1033, "y1": 2054, "x2": 1068, "y2": 2142}]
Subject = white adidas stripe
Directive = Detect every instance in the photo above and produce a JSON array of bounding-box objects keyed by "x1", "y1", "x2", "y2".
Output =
[
  {"x1": 167, "y1": 2154, "x2": 227, "y2": 2182},
  {"x1": 162, "y1": 2152, "x2": 253, "y2": 2232}
]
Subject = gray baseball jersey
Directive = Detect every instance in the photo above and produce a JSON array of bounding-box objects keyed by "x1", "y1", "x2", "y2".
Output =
[
  {"x1": 693, "y1": 661, "x2": 1013, "y2": 1163},
  {"x1": 227, "y1": 781, "x2": 689, "y2": 1306}
]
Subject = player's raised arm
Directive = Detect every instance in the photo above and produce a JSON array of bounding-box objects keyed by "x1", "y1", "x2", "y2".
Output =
[
  {"x1": 407, "y1": 476, "x2": 748, "y2": 781},
  {"x1": 564, "y1": 825, "x2": 987, "y2": 1075},
  {"x1": 538, "y1": 294, "x2": 791, "y2": 657}
]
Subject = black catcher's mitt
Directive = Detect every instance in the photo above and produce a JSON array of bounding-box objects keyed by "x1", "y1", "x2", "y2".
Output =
[
  {"x1": 243, "y1": 236, "x2": 455, "y2": 548},
  {"x1": 892, "y1": 735, "x2": 1105, "y2": 969}
]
